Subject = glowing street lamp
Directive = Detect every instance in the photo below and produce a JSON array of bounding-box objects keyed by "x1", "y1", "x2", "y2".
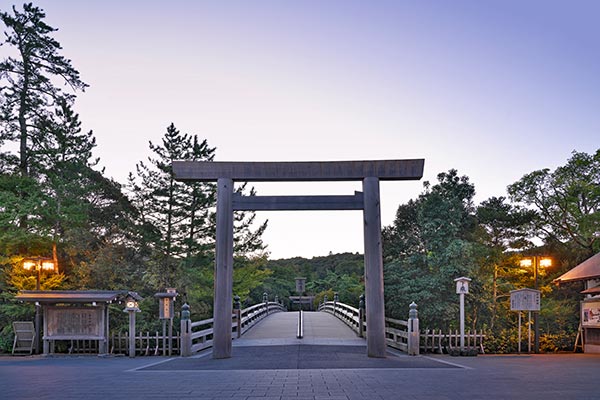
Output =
[
  {"x1": 520, "y1": 256, "x2": 552, "y2": 353},
  {"x1": 22, "y1": 256, "x2": 56, "y2": 354},
  {"x1": 23, "y1": 257, "x2": 56, "y2": 291}
]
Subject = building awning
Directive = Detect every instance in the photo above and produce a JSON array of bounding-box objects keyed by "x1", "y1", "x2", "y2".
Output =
[
  {"x1": 554, "y1": 252, "x2": 600, "y2": 284},
  {"x1": 581, "y1": 286, "x2": 600, "y2": 295},
  {"x1": 15, "y1": 290, "x2": 141, "y2": 304}
]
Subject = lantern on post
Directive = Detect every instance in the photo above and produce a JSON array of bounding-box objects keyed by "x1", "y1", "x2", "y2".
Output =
[
  {"x1": 123, "y1": 292, "x2": 141, "y2": 358},
  {"x1": 155, "y1": 288, "x2": 178, "y2": 356}
]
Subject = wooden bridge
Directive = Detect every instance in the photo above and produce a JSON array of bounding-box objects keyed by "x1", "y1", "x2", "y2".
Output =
[{"x1": 176, "y1": 300, "x2": 484, "y2": 358}]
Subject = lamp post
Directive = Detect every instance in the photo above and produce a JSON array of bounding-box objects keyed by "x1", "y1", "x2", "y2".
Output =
[
  {"x1": 23, "y1": 257, "x2": 56, "y2": 354},
  {"x1": 123, "y1": 294, "x2": 141, "y2": 358},
  {"x1": 520, "y1": 256, "x2": 552, "y2": 353}
]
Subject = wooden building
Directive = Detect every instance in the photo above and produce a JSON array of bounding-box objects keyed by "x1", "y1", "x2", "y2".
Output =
[
  {"x1": 16, "y1": 290, "x2": 140, "y2": 355},
  {"x1": 555, "y1": 252, "x2": 600, "y2": 353}
]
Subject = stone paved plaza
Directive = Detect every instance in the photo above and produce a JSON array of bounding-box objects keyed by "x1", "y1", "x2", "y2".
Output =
[
  {"x1": 2, "y1": 351, "x2": 600, "y2": 399},
  {"x1": 2, "y1": 313, "x2": 599, "y2": 399}
]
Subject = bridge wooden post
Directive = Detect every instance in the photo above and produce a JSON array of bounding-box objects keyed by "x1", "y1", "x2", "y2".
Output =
[
  {"x1": 213, "y1": 178, "x2": 234, "y2": 359},
  {"x1": 180, "y1": 303, "x2": 192, "y2": 356},
  {"x1": 363, "y1": 177, "x2": 386, "y2": 358}
]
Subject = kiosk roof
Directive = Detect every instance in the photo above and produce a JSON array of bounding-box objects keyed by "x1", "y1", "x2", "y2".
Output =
[
  {"x1": 554, "y1": 252, "x2": 600, "y2": 284},
  {"x1": 16, "y1": 290, "x2": 140, "y2": 303}
]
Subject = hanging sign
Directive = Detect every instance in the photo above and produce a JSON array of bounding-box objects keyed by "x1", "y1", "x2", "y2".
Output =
[{"x1": 155, "y1": 289, "x2": 177, "y2": 320}]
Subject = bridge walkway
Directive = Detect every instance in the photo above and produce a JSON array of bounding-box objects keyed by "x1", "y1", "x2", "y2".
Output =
[{"x1": 235, "y1": 311, "x2": 365, "y2": 346}]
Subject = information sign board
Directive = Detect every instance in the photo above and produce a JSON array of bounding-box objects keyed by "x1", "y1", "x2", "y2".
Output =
[
  {"x1": 510, "y1": 288, "x2": 541, "y2": 311},
  {"x1": 46, "y1": 307, "x2": 103, "y2": 338},
  {"x1": 295, "y1": 277, "x2": 306, "y2": 294},
  {"x1": 582, "y1": 299, "x2": 600, "y2": 328}
]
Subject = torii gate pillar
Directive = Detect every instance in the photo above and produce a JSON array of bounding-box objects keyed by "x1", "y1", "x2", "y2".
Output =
[
  {"x1": 213, "y1": 178, "x2": 234, "y2": 359},
  {"x1": 363, "y1": 177, "x2": 386, "y2": 357},
  {"x1": 173, "y1": 159, "x2": 424, "y2": 359}
]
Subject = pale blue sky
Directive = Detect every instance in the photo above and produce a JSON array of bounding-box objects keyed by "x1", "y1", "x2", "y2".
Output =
[{"x1": 15, "y1": 0, "x2": 600, "y2": 258}]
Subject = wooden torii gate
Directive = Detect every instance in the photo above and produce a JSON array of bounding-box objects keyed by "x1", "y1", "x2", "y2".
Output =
[{"x1": 173, "y1": 159, "x2": 424, "y2": 358}]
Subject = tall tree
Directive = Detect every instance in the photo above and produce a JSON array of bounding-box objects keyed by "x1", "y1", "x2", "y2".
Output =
[
  {"x1": 0, "y1": 3, "x2": 87, "y2": 179},
  {"x1": 475, "y1": 197, "x2": 535, "y2": 328},
  {"x1": 129, "y1": 123, "x2": 268, "y2": 292},
  {"x1": 130, "y1": 123, "x2": 205, "y2": 288},
  {"x1": 507, "y1": 149, "x2": 600, "y2": 258},
  {"x1": 383, "y1": 169, "x2": 478, "y2": 327}
]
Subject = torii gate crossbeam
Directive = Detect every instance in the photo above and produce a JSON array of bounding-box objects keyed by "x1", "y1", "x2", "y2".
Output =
[{"x1": 172, "y1": 159, "x2": 424, "y2": 359}]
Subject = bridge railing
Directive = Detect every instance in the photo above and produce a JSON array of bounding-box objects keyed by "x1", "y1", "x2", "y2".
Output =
[
  {"x1": 320, "y1": 298, "x2": 486, "y2": 355},
  {"x1": 180, "y1": 300, "x2": 286, "y2": 356},
  {"x1": 318, "y1": 298, "x2": 420, "y2": 355},
  {"x1": 319, "y1": 300, "x2": 363, "y2": 335}
]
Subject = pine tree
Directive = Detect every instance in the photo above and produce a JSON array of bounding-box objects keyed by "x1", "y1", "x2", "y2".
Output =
[
  {"x1": 130, "y1": 123, "x2": 217, "y2": 288},
  {"x1": 0, "y1": 3, "x2": 87, "y2": 179},
  {"x1": 129, "y1": 123, "x2": 268, "y2": 290}
]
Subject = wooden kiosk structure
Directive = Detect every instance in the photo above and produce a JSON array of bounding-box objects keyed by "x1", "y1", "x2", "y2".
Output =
[
  {"x1": 15, "y1": 290, "x2": 138, "y2": 355},
  {"x1": 555, "y1": 252, "x2": 600, "y2": 353},
  {"x1": 173, "y1": 159, "x2": 424, "y2": 359}
]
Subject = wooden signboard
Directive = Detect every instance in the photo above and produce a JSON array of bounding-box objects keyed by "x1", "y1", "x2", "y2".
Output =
[
  {"x1": 159, "y1": 297, "x2": 174, "y2": 319},
  {"x1": 46, "y1": 306, "x2": 103, "y2": 339},
  {"x1": 510, "y1": 288, "x2": 541, "y2": 311}
]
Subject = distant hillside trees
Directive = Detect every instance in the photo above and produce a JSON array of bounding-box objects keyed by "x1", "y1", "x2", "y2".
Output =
[{"x1": 262, "y1": 253, "x2": 365, "y2": 308}]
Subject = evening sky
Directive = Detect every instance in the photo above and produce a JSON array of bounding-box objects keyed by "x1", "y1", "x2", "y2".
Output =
[{"x1": 14, "y1": 0, "x2": 600, "y2": 258}]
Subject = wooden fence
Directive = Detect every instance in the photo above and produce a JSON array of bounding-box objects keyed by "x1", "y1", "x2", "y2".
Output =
[
  {"x1": 110, "y1": 331, "x2": 181, "y2": 356},
  {"x1": 421, "y1": 328, "x2": 485, "y2": 354}
]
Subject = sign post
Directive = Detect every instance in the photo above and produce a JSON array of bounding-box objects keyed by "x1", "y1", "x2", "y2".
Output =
[
  {"x1": 295, "y1": 277, "x2": 306, "y2": 311},
  {"x1": 155, "y1": 288, "x2": 177, "y2": 356},
  {"x1": 454, "y1": 277, "x2": 471, "y2": 353},
  {"x1": 510, "y1": 288, "x2": 541, "y2": 353}
]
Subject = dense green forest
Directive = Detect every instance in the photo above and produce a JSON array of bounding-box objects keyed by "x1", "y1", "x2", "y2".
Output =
[{"x1": 1, "y1": 3, "x2": 598, "y2": 353}]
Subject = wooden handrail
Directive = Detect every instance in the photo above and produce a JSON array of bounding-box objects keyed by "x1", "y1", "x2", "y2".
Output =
[
  {"x1": 181, "y1": 301, "x2": 286, "y2": 356},
  {"x1": 320, "y1": 300, "x2": 485, "y2": 355}
]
